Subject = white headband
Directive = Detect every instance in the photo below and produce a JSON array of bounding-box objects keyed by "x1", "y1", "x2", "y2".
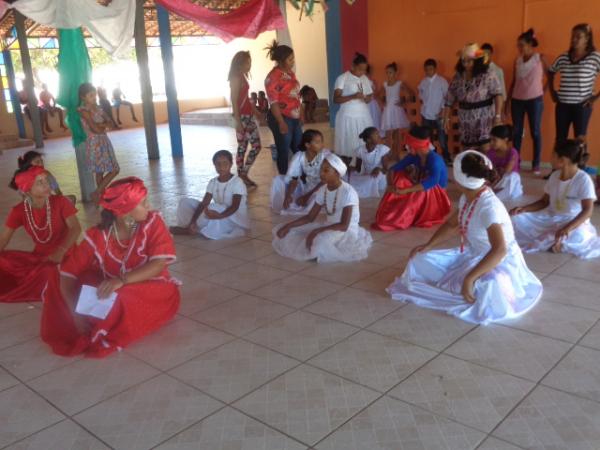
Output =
[
  {"x1": 326, "y1": 153, "x2": 347, "y2": 177},
  {"x1": 453, "y1": 149, "x2": 493, "y2": 190}
]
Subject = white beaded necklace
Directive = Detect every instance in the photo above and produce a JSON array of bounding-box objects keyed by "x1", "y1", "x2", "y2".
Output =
[
  {"x1": 109, "y1": 223, "x2": 138, "y2": 277},
  {"x1": 23, "y1": 198, "x2": 52, "y2": 244},
  {"x1": 215, "y1": 175, "x2": 233, "y2": 204}
]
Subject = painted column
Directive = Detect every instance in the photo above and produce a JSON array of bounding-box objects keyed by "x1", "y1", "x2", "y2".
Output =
[
  {"x1": 2, "y1": 49, "x2": 26, "y2": 138},
  {"x1": 324, "y1": 0, "x2": 342, "y2": 127},
  {"x1": 156, "y1": 5, "x2": 183, "y2": 158},
  {"x1": 134, "y1": 0, "x2": 160, "y2": 160},
  {"x1": 14, "y1": 11, "x2": 43, "y2": 148}
]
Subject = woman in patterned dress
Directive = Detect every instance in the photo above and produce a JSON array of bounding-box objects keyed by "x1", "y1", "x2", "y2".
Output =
[
  {"x1": 443, "y1": 44, "x2": 504, "y2": 151},
  {"x1": 78, "y1": 83, "x2": 120, "y2": 204}
]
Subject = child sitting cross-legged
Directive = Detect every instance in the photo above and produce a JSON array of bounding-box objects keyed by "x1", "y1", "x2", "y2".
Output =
[
  {"x1": 171, "y1": 150, "x2": 249, "y2": 240},
  {"x1": 272, "y1": 153, "x2": 373, "y2": 263}
]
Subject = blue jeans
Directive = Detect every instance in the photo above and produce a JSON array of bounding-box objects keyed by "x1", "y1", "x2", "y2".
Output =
[
  {"x1": 267, "y1": 111, "x2": 303, "y2": 175},
  {"x1": 511, "y1": 96, "x2": 544, "y2": 169},
  {"x1": 421, "y1": 116, "x2": 450, "y2": 160},
  {"x1": 555, "y1": 101, "x2": 593, "y2": 143}
]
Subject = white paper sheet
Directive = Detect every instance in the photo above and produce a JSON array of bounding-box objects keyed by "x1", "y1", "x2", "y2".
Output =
[{"x1": 75, "y1": 285, "x2": 117, "y2": 319}]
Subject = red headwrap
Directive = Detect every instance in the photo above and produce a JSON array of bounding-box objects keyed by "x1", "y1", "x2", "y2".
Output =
[
  {"x1": 100, "y1": 177, "x2": 148, "y2": 216},
  {"x1": 14, "y1": 166, "x2": 48, "y2": 193},
  {"x1": 405, "y1": 133, "x2": 431, "y2": 154}
]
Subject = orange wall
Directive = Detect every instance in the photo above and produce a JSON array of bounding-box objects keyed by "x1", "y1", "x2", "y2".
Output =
[{"x1": 367, "y1": 0, "x2": 600, "y2": 165}]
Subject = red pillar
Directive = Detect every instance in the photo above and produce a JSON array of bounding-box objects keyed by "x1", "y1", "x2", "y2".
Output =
[{"x1": 340, "y1": 0, "x2": 369, "y2": 71}]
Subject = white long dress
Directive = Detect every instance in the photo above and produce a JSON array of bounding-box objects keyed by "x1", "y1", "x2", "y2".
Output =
[
  {"x1": 494, "y1": 172, "x2": 524, "y2": 209},
  {"x1": 388, "y1": 189, "x2": 542, "y2": 325},
  {"x1": 347, "y1": 143, "x2": 390, "y2": 198},
  {"x1": 176, "y1": 175, "x2": 249, "y2": 240},
  {"x1": 512, "y1": 169, "x2": 600, "y2": 259},
  {"x1": 381, "y1": 81, "x2": 410, "y2": 131},
  {"x1": 272, "y1": 181, "x2": 373, "y2": 263},
  {"x1": 367, "y1": 79, "x2": 383, "y2": 132},
  {"x1": 334, "y1": 71, "x2": 374, "y2": 159},
  {"x1": 270, "y1": 150, "x2": 330, "y2": 215}
]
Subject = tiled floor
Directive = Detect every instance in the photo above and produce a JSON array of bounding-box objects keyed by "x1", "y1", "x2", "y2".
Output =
[{"x1": 1, "y1": 123, "x2": 600, "y2": 449}]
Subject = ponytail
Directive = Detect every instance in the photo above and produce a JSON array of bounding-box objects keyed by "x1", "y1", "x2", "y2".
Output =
[
  {"x1": 555, "y1": 139, "x2": 589, "y2": 168},
  {"x1": 265, "y1": 40, "x2": 293, "y2": 64}
]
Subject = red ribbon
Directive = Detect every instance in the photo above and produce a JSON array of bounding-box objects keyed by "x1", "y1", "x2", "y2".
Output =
[{"x1": 405, "y1": 134, "x2": 431, "y2": 153}]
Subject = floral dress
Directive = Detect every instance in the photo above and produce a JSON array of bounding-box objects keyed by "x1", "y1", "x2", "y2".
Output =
[
  {"x1": 79, "y1": 105, "x2": 119, "y2": 173},
  {"x1": 446, "y1": 70, "x2": 502, "y2": 146}
]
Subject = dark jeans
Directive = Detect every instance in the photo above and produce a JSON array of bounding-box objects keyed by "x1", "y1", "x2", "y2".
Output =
[
  {"x1": 267, "y1": 111, "x2": 303, "y2": 175},
  {"x1": 421, "y1": 116, "x2": 450, "y2": 160},
  {"x1": 555, "y1": 101, "x2": 593, "y2": 143},
  {"x1": 511, "y1": 96, "x2": 544, "y2": 169}
]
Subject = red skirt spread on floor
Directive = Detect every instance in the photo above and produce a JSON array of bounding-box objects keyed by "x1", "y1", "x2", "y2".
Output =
[
  {"x1": 0, "y1": 195, "x2": 77, "y2": 303},
  {"x1": 41, "y1": 211, "x2": 180, "y2": 357},
  {"x1": 372, "y1": 172, "x2": 451, "y2": 231}
]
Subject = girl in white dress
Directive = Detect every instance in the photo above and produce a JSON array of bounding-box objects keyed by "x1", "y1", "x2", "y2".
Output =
[
  {"x1": 171, "y1": 150, "x2": 249, "y2": 240},
  {"x1": 511, "y1": 140, "x2": 600, "y2": 258},
  {"x1": 366, "y1": 65, "x2": 383, "y2": 134},
  {"x1": 388, "y1": 150, "x2": 542, "y2": 325},
  {"x1": 381, "y1": 62, "x2": 413, "y2": 153},
  {"x1": 273, "y1": 153, "x2": 373, "y2": 263},
  {"x1": 333, "y1": 53, "x2": 374, "y2": 163},
  {"x1": 270, "y1": 129, "x2": 330, "y2": 215},
  {"x1": 487, "y1": 124, "x2": 523, "y2": 209},
  {"x1": 348, "y1": 127, "x2": 391, "y2": 198}
]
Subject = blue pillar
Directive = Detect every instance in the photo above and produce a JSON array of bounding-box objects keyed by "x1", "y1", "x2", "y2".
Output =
[
  {"x1": 156, "y1": 5, "x2": 183, "y2": 158},
  {"x1": 325, "y1": 0, "x2": 342, "y2": 128},
  {"x1": 2, "y1": 50, "x2": 26, "y2": 138}
]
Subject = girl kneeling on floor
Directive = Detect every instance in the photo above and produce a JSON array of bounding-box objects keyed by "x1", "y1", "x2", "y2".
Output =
[
  {"x1": 511, "y1": 139, "x2": 600, "y2": 258},
  {"x1": 388, "y1": 150, "x2": 542, "y2": 325},
  {"x1": 347, "y1": 126, "x2": 391, "y2": 198},
  {"x1": 171, "y1": 150, "x2": 249, "y2": 240},
  {"x1": 272, "y1": 153, "x2": 373, "y2": 263},
  {"x1": 486, "y1": 124, "x2": 523, "y2": 208},
  {"x1": 41, "y1": 177, "x2": 180, "y2": 357},
  {"x1": 270, "y1": 129, "x2": 330, "y2": 215}
]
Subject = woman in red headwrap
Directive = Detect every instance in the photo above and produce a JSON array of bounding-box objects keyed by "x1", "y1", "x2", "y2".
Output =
[
  {"x1": 372, "y1": 126, "x2": 451, "y2": 231},
  {"x1": 0, "y1": 166, "x2": 81, "y2": 303},
  {"x1": 40, "y1": 177, "x2": 180, "y2": 357}
]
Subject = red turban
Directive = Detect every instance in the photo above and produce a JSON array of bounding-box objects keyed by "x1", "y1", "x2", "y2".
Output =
[
  {"x1": 405, "y1": 133, "x2": 431, "y2": 154},
  {"x1": 100, "y1": 177, "x2": 148, "y2": 216},
  {"x1": 14, "y1": 166, "x2": 48, "y2": 193}
]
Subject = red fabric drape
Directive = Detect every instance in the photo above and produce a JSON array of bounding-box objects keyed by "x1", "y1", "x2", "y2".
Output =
[{"x1": 155, "y1": 0, "x2": 286, "y2": 42}]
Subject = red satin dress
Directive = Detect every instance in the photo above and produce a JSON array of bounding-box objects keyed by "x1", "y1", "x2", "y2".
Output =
[
  {"x1": 0, "y1": 195, "x2": 77, "y2": 303},
  {"x1": 41, "y1": 211, "x2": 180, "y2": 358},
  {"x1": 372, "y1": 171, "x2": 451, "y2": 231}
]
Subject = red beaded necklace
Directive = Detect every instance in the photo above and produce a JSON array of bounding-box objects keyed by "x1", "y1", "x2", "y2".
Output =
[{"x1": 458, "y1": 188, "x2": 487, "y2": 253}]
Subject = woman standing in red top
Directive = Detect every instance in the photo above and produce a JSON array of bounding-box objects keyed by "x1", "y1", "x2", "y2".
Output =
[
  {"x1": 264, "y1": 40, "x2": 304, "y2": 175},
  {"x1": 0, "y1": 165, "x2": 81, "y2": 302},
  {"x1": 229, "y1": 51, "x2": 262, "y2": 188},
  {"x1": 41, "y1": 177, "x2": 180, "y2": 357}
]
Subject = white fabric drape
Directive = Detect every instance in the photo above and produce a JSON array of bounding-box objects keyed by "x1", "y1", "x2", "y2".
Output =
[{"x1": 10, "y1": 0, "x2": 136, "y2": 56}]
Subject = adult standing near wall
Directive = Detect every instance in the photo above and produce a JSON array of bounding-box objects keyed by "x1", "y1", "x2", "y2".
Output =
[
  {"x1": 333, "y1": 53, "x2": 373, "y2": 164},
  {"x1": 548, "y1": 23, "x2": 600, "y2": 145},
  {"x1": 443, "y1": 43, "x2": 504, "y2": 151},
  {"x1": 506, "y1": 29, "x2": 548, "y2": 175},
  {"x1": 264, "y1": 40, "x2": 303, "y2": 175},
  {"x1": 229, "y1": 51, "x2": 262, "y2": 188}
]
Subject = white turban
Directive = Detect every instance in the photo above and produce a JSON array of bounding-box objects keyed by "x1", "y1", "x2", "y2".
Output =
[
  {"x1": 326, "y1": 153, "x2": 347, "y2": 177},
  {"x1": 453, "y1": 149, "x2": 493, "y2": 190}
]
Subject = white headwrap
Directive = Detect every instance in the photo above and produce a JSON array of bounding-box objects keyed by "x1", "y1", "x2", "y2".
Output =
[
  {"x1": 325, "y1": 153, "x2": 347, "y2": 177},
  {"x1": 453, "y1": 149, "x2": 493, "y2": 190}
]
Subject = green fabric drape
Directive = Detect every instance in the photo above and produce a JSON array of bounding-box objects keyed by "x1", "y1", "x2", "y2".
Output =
[{"x1": 56, "y1": 28, "x2": 92, "y2": 148}]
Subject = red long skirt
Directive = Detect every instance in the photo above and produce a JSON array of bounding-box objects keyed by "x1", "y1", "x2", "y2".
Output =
[
  {"x1": 41, "y1": 270, "x2": 180, "y2": 358},
  {"x1": 372, "y1": 172, "x2": 451, "y2": 231},
  {"x1": 0, "y1": 250, "x2": 57, "y2": 303}
]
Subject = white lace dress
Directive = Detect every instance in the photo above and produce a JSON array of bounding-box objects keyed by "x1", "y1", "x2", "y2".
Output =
[{"x1": 347, "y1": 143, "x2": 390, "y2": 198}]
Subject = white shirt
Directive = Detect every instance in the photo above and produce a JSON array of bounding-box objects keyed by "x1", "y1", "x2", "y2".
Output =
[
  {"x1": 418, "y1": 74, "x2": 449, "y2": 120},
  {"x1": 206, "y1": 175, "x2": 247, "y2": 207},
  {"x1": 316, "y1": 181, "x2": 360, "y2": 226},
  {"x1": 285, "y1": 150, "x2": 331, "y2": 189},
  {"x1": 356, "y1": 144, "x2": 390, "y2": 174},
  {"x1": 544, "y1": 169, "x2": 596, "y2": 216},
  {"x1": 458, "y1": 189, "x2": 515, "y2": 253},
  {"x1": 489, "y1": 62, "x2": 506, "y2": 100},
  {"x1": 334, "y1": 71, "x2": 373, "y2": 106}
]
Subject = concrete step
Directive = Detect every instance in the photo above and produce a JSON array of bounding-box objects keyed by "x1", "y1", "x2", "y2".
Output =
[
  {"x1": 0, "y1": 134, "x2": 34, "y2": 152},
  {"x1": 181, "y1": 107, "x2": 233, "y2": 127}
]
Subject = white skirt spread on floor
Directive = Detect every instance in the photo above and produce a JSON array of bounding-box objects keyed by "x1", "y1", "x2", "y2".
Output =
[
  {"x1": 176, "y1": 198, "x2": 249, "y2": 240},
  {"x1": 494, "y1": 172, "x2": 523, "y2": 209},
  {"x1": 270, "y1": 175, "x2": 318, "y2": 216},
  {"x1": 387, "y1": 189, "x2": 542, "y2": 325},
  {"x1": 347, "y1": 172, "x2": 387, "y2": 198},
  {"x1": 272, "y1": 181, "x2": 373, "y2": 263}
]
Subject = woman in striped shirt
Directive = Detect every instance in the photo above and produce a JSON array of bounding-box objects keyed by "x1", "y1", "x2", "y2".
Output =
[{"x1": 549, "y1": 23, "x2": 600, "y2": 144}]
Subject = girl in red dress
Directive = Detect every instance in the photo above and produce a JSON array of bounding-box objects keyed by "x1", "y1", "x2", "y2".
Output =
[
  {"x1": 0, "y1": 166, "x2": 81, "y2": 303},
  {"x1": 41, "y1": 177, "x2": 180, "y2": 357},
  {"x1": 372, "y1": 126, "x2": 451, "y2": 231}
]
